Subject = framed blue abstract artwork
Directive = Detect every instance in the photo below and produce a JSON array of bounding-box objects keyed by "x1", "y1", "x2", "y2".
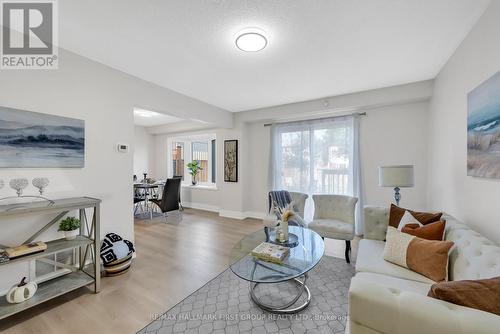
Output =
[
  {"x1": 0, "y1": 106, "x2": 85, "y2": 168},
  {"x1": 467, "y1": 70, "x2": 500, "y2": 178}
]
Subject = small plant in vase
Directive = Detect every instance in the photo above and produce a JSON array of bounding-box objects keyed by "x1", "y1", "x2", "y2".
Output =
[
  {"x1": 187, "y1": 160, "x2": 203, "y2": 185},
  {"x1": 272, "y1": 202, "x2": 296, "y2": 243},
  {"x1": 58, "y1": 217, "x2": 80, "y2": 240}
]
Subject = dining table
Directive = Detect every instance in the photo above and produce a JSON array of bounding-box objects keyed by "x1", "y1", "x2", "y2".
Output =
[{"x1": 134, "y1": 182, "x2": 164, "y2": 219}]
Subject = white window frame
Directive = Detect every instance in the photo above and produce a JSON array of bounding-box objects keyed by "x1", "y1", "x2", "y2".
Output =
[{"x1": 167, "y1": 134, "x2": 216, "y2": 187}]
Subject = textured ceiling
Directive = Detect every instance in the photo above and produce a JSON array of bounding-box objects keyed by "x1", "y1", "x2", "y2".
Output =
[{"x1": 60, "y1": 0, "x2": 490, "y2": 112}]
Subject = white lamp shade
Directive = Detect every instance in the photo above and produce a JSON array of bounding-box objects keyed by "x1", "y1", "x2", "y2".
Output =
[{"x1": 379, "y1": 165, "x2": 414, "y2": 188}]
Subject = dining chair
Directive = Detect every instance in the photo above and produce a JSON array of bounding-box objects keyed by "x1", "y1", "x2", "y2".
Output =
[
  {"x1": 133, "y1": 186, "x2": 145, "y2": 215},
  {"x1": 172, "y1": 175, "x2": 184, "y2": 211},
  {"x1": 150, "y1": 178, "x2": 182, "y2": 222},
  {"x1": 308, "y1": 194, "x2": 358, "y2": 263}
]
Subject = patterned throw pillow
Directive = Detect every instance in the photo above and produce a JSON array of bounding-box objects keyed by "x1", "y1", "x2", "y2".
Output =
[
  {"x1": 100, "y1": 233, "x2": 135, "y2": 265},
  {"x1": 389, "y1": 204, "x2": 443, "y2": 228},
  {"x1": 384, "y1": 227, "x2": 454, "y2": 282}
]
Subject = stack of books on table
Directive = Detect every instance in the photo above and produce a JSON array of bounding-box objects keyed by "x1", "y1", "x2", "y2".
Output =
[{"x1": 251, "y1": 242, "x2": 290, "y2": 264}]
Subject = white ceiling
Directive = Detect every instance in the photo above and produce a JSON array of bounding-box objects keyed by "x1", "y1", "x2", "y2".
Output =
[
  {"x1": 60, "y1": 0, "x2": 490, "y2": 112},
  {"x1": 133, "y1": 108, "x2": 183, "y2": 127}
]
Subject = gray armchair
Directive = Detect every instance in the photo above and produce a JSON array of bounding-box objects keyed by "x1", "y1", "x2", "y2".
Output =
[
  {"x1": 289, "y1": 191, "x2": 308, "y2": 219},
  {"x1": 308, "y1": 194, "x2": 358, "y2": 263}
]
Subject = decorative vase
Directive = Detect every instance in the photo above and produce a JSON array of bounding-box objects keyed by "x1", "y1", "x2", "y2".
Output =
[
  {"x1": 281, "y1": 220, "x2": 289, "y2": 242},
  {"x1": 6, "y1": 277, "x2": 37, "y2": 304},
  {"x1": 64, "y1": 229, "x2": 79, "y2": 240},
  {"x1": 192, "y1": 175, "x2": 197, "y2": 186}
]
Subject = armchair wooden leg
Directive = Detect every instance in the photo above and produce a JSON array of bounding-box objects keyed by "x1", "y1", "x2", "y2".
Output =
[{"x1": 345, "y1": 240, "x2": 351, "y2": 263}]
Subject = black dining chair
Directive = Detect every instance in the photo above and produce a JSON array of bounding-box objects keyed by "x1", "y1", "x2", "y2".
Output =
[
  {"x1": 133, "y1": 186, "x2": 145, "y2": 215},
  {"x1": 172, "y1": 175, "x2": 184, "y2": 211},
  {"x1": 150, "y1": 177, "x2": 182, "y2": 222}
]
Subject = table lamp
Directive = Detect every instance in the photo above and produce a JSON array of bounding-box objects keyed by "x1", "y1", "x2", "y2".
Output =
[{"x1": 379, "y1": 165, "x2": 414, "y2": 206}]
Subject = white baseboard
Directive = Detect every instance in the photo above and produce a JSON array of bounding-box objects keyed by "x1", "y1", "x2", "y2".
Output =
[
  {"x1": 182, "y1": 202, "x2": 267, "y2": 221},
  {"x1": 182, "y1": 202, "x2": 219, "y2": 213},
  {"x1": 219, "y1": 210, "x2": 247, "y2": 220},
  {"x1": 244, "y1": 211, "x2": 268, "y2": 220}
]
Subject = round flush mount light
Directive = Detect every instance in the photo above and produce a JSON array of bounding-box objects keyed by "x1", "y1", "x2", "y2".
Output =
[
  {"x1": 134, "y1": 108, "x2": 160, "y2": 118},
  {"x1": 235, "y1": 29, "x2": 268, "y2": 52}
]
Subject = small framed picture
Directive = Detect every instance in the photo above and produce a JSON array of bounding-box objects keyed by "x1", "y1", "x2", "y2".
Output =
[{"x1": 224, "y1": 140, "x2": 238, "y2": 182}]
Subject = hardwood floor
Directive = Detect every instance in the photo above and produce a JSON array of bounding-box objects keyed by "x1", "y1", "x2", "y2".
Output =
[{"x1": 0, "y1": 209, "x2": 357, "y2": 334}]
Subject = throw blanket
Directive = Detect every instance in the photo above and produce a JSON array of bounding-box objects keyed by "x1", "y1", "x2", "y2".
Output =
[{"x1": 268, "y1": 190, "x2": 306, "y2": 227}]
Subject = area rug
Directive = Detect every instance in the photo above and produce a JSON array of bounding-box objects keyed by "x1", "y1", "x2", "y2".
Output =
[{"x1": 138, "y1": 256, "x2": 355, "y2": 334}]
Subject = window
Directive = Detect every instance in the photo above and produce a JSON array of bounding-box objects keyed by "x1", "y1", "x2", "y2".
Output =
[
  {"x1": 271, "y1": 115, "x2": 363, "y2": 233},
  {"x1": 271, "y1": 117, "x2": 355, "y2": 195},
  {"x1": 172, "y1": 142, "x2": 184, "y2": 180},
  {"x1": 192, "y1": 141, "x2": 209, "y2": 182},
  {"x1": 168, "y1": 135, "x2": 216, "y2": 186}
]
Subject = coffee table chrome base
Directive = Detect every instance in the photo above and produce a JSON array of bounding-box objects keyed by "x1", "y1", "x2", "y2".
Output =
[{"x1": 250, "y1": 274, "x2": 311, "y2": 314}]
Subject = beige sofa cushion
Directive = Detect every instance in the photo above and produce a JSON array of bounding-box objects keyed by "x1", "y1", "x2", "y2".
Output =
[
  {"x1": 356, "y1": 239, "x2": 435, "y2": 284},
  {"x1": 355, "y1": 272, "x2": 431, "y2": 295}
]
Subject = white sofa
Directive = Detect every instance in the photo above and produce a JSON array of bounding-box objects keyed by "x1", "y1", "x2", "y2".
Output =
[{"x1": 347, "y1": 206, "x2": 500, "y2": 334}]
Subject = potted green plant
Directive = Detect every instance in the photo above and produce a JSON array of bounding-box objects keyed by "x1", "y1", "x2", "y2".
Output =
[
  {"x1": 187, "y1": 160, "x2": 203, "y2": 185},
  {"x1": 58, "y1": 217, "x2": 81, "y2": 240}
]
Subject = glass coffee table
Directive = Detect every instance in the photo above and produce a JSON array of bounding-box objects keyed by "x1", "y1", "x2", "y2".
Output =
[{"x1": 229, "y1": 226, "x2": 324, "y2": 314}]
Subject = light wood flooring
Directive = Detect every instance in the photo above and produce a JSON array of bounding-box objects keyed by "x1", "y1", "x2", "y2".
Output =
[{"x1": 0, "y1": 209, "x2": 358, "y2": 334}]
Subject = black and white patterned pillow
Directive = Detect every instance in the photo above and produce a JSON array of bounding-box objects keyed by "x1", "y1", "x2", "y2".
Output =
[{"x1": 100, "y1": 233, "x2": 135, "y2": 265}]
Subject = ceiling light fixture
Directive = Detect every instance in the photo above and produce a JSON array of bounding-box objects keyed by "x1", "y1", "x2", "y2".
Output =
[
  {"x1": 235, "y1": 28, "x2": 268, "y2": 52},
  {"x1": 134, "y1": 109, "x2": 160, "y2": 118}
]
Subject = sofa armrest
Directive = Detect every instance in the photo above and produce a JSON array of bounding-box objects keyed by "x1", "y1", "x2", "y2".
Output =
[
  {"x1": 363, "y1": 206, "x2": 389, "y2": 240},
  {"x1": 348, "y1": 276, "x2": 500, "y2": 334}
]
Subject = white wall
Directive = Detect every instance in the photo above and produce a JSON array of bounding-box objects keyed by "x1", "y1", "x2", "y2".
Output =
[
  {"x1": 152, "y1": 124, "x2": 249, "y2": 218},
  {"x1": 428, "y1": 1, "x2": 500, "y2": 243},
  {"x1": 148, "y1": 82, "x2": 431, "y2": 220},
  {"x1": 245, "y1": 101, "x2": 430, "y2": 216},
  {"x1": 360, "y1": 102, "x2": 429, "y2": 209},
  {"x1": 133, "y1": 126, "x2": 154, "y2": 178},
  {"x1": 0, "y1": 49, "x2": 231, "y2": 290}
]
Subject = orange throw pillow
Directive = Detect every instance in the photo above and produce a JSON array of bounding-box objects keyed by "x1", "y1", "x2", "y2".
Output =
[
  {"x1": 389, "y1": 204, "x2": 443, "y2": 228},
  {"x1": 384, "y1": 227, "x2": 454, "y2": 282},
  {"x1": 428, "y1": 277, "x2": 500, "y2": 316},
  {"x1": 402, "y1": 220, "x2": 446, "y2": 241}
]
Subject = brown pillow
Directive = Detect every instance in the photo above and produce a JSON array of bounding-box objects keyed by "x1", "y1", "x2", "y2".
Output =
[
  {"x1": 402, "y1": 220, "x2": 446, "y2": 241},
  {"x1": 384, "y1": 227, "x2": 454, "y2": 282},
  {"x1": 389, "y1": 204, "x2": 443, "y2": 228},
  {"x1": 428, "y1": 277, "x2": 500, "y2": 316}
]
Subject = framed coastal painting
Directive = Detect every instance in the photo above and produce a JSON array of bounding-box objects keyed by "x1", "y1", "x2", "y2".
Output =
[
  {"x1": 224, "y1": 140, "x2": 238, "y2": 182},
  {"x1": 0, "y1": 106, "x2": 85, "y2": 168},
  {"x1": 467, "y1": 70, "x2": 500, "y2": 178}
]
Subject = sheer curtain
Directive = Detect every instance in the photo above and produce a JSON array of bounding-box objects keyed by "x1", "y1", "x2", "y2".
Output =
[{"x1": 270, "y1": 115, "x2": 363, "y2": 234}]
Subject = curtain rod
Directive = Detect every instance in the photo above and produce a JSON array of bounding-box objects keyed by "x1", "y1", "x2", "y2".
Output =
[{"x1": 263, "y1": 112, "x2": 367, "y2": 127}]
